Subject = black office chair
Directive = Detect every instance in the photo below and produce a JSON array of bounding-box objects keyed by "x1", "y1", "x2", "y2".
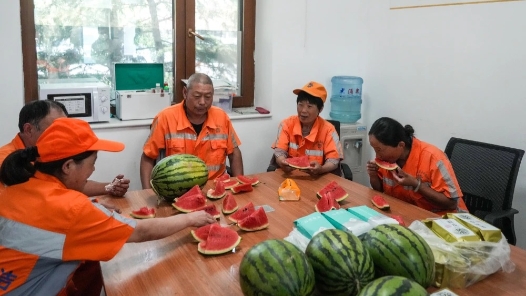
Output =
[
  {"x1": 267, "y1": 119, "x2": 353, "y2": 181},
  {"x1": 444, "y1": 137, "x2": 524, "y2": 245}
]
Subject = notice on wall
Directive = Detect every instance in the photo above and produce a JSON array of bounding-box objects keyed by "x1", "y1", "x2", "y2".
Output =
[{"x1": 390, "y1": 0, "x2": 522, "y2": 9}]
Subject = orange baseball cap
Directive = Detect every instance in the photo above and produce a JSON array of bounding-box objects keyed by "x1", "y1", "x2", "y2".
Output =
[
  {"x1": 36, "y1": 118, "x2": 124, "y2": 162},
  {"x1": 293, "y1": 81, "x2": 327, "y2": 103}
]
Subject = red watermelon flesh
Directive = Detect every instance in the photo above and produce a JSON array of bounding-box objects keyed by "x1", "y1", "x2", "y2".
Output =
[
  {"x1": 228, "y1": 202, "x2": 255, "y2": 223},
  {"x1": 315, "y1": 192, "x2": 341, "y2": 212},
  {"x1": 191, "y1": 223, "x2": 214, "y2": 242},
  {"x1": 236, "y1": 175, "x2": 260, "y2": 186},
  {"x1": 197, "y1": 224, "x2": 242, "y2": 255},
  {"x1": 172, "y1": 194, "x2": 206, "y2": 213},
  {"x1": 193, "y1": 204, "x2": 221, "y2": 219},
  {"x1": 231, "y1": 183, "x2": 253, "y2": 194},
  {"x1": 372, "y1": 195, "x2": 390, "y2": 211},
  {"x1": 391, "y1": 215, "x2": 405, "y2": 226},
  {"x1": 179, "y1": 185, "x2": 203, "y2": 199},
  {"x1": 316, "y1": 181, "x2": 349, "y2": 202},
  {"x1": 285, "y1": 155, "x2": 310, "y2": 169},
  {"x1": 286, "y1": 155, "x2": 311, "y2": 169},
  {"x1": 206, "y1": 181, "x2": 227, "y2": 199},
  {"x1": 222, "y1": 179, "x2": 239, "y2": 189},
  {"x1": 222, "y1": 193, "x2": 238, "y2": 215},
  {"x1": 237, "y1": 207, "x2": 269, "y2": 231},
  {"x1": 130, "y1": 206, "x2": 156, "y2": 219},
  {"x1": 214, "y1": 172, "x2": 230, "y2": 183},
  {"x1": 374, "y1": 158, "x2": 398, "y2": 170}
]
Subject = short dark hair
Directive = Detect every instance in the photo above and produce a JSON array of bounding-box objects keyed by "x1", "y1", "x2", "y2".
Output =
[
  {"x1": 296, "y1": 91, "x2": 324, "y2": 111},
  {"x1": 187, "y1": 73, "x2": 213, "y2": 90},
  {"x1": 369, "y1": 117, "x2": 415, "y2": 148},
  {"x1": 18, "y1": 100, "x2": 68, "y2": 132}
]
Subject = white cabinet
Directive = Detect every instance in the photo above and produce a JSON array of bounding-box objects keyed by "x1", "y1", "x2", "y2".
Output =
[{"x1": 340, "y1": 123, "x2": 368, "y2": 186}]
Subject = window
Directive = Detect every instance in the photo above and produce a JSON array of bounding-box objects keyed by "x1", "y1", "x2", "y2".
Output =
[{"x1": 21, "y1": 0, "x2": 255, "y2": 108}]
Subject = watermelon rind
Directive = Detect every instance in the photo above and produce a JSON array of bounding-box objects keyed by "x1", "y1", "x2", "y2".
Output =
[
  {"x1": 236, "y1": 175, "x2": 260, "y2": 186},
  {"x1": 150, "y1": 154, "x2": 209, "y2": 203},
  {"x1": 172, "y1": 194, "x2": 206, "y2": 213},
  {"x1": 358, "y1": 276, "x2": 428, "y2": 296},
  {"x1": 237, "y1": 207, "x2": 269, "y2": 231},
  {"x1": 222, "y1": 193, "x2": 238, "y2": 215},
  {"x1": 316, "y1": 181, "x2": 349, "y2": 202},
  {"x1": 206, "y1": 181, "x2": 227, "y2": 200},
  {"x1": 239, "y1": 239, "x2": 315, "y2": 296},
  {"x1": 197, "y1": 224, "x2": 242, "y2": 255},
  {"x1": 371, "y1": 195, "x2": 390, "y2": 211},
  {"x1": 222, "y1": 180, "x2": 239, "y2": 189},
  {"x1": 191, "y1": 223, "x2": 214, "y2": 242},
  {"x1": 214, "y1": 172, "x2": 230, "y2": 183},
  {"x1": 306, "y1": 229, "x2": 375, "y2": 296},
  {"x1": 286, "y1": 156, "x2": 311, "y2": 170},
  {"x1": 362, "y1": 224, "x2": 435, "y2": 288},
  {"x1": 374, "y1": 158, "x2": 398, "y2": 171}
]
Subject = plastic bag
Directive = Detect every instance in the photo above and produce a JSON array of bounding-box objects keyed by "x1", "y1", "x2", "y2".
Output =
[
  {"x1": 409, "y1": 220, "x2": 515, "y2": 288},
  {"x1": 284, "y1": 227, "x2": 312, "y2": 252}
]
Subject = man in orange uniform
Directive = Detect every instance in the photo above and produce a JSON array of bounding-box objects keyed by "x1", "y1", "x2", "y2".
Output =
[
  {"x1": 0, "y1": 118, "x2": 215, "y2": 295},
  {"x1": 272, "y1": 81, "x2": 343, "y2": 176},
  {"x1": 0, "y1": 100, "x2": 130, "y2": 197},
  {"x1": 140, "y1": 73, "x2": 243, "y2": 187}
]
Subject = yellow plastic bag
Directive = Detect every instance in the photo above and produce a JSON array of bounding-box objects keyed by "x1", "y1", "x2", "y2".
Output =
[{"x1": 278, "y1": 178, "x2": 301, "y2": 201}]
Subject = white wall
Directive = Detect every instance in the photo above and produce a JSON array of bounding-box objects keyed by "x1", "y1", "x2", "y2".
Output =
[{"x1": 1, "y1": 0, "x2": 525, "y2": 248}]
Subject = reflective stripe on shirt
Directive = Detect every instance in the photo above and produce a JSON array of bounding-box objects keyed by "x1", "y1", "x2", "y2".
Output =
[
  {"x1": 305, "y1": 149, "x2": 323, "y2": 157},
  {"x1": 437, "y1": 160, "x2": 461, "y2": 198}
]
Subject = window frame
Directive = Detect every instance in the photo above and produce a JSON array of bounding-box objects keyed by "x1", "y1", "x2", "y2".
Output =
[{"x1": 21, "y1": 0, "x2": 256, "y2": 108}]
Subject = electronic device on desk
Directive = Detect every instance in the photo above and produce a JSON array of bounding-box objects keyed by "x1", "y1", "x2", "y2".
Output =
[
  {"x1": 38, "y1": 78, "x2": 111, "y2": 123},
  {"x1": 114, "y1": 63, "x2": 171, "y2": 121}
]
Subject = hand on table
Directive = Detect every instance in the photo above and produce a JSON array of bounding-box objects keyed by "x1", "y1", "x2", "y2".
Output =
[{"x1": 187, "y1": 211, "x2": 217, "y2": 227}]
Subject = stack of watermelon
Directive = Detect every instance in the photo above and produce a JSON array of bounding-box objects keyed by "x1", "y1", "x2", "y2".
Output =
[
  {"x1": 171, "y1": 185, "x2": 207, "y2": 213},
  {"x1": 315, "y1": 181, "x2": 348, "y2": 212},
  {"x1": 229, "y1": 202, "x2": 269, "y2": 232},
  {"x1": 192, "y1": 223, "x2": 241, "y2": 255}
]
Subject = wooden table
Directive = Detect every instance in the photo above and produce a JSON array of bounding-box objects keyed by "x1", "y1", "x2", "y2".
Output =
[{"x1": 99, "y1": 171, "x2": 526, "y2": 296}]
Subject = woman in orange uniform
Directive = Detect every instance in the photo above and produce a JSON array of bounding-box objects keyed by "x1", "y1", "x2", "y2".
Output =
[
  {"x1": 366, "y1": 117, "x2": 468, "y2": 215},
  {"x1": 0, "y1": 118, "x2": 215, "y2": 295}
]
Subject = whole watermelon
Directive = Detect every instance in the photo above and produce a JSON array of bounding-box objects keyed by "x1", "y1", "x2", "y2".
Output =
[
  {"x1": 305, "y1": 229, "x2": 375, "y2": 296},
  {"x1": 362, "y1": 224, "x2": 435, "y2": 288},
  {"x1": 239, "y1": 239, "x2": 315, "y2": 296},
  {"x1": 150, "y1": 154, "x2": 208, "y2": 202},
  {"x1": 358, "y1": 276, "x2": 428, "y2": 296}
]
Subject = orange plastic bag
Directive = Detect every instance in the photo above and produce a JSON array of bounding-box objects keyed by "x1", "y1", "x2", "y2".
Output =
[{"x1": 278, "y1": 178, "x2": 301, "y2": 201}]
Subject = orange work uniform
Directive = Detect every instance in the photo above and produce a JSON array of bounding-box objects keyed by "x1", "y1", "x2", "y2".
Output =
[
  {"x1": 143, "y1": 102, "x2": 241, "y2": 180},
  {"x1": 271, "y1": 116, "x2": 343, "y2": 165},
  {"x1": 0, "y1": 172, "x2": 136, "y2": 295},
  {"x1": 377, "y1": 137, "x2": 468, "y2": 215},
  {"x1": 0, "y1": 135, "x2": 24, "y2": 166}
]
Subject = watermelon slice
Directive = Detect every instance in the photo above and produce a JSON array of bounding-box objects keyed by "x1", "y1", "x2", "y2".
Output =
[
  {"x1": 172, "y1": 194, "x2": 206, "y2": 213},
  {"x1": 222, "y1": 179, "x2": 239, "y2": 190},
  {"x1": 222, "y1": 193, "x2": 238, "y2": 215},
  {"x1": 391, "y1": 215, "x2": 405, "y2": 226},
  {"x1": 193, "y1": 204, "x2": 221, "y2": 219},
  {"x1": 206, "y1": 181, "x2": 227, "y2": 199},
  {"x1": 228, "y1": 202, "x2": 256, "y2": 223},
  {"x1": 315, "y1": 192, "x2": 341, "y2": 212},
  {"x1": 237, "y1": 207, "x2": 269, "y2": 231},
  {"x1": 236, "y1": 175, "x2": 260, "y2": 186},
  {"x1": 374, "y1": 158, "x2": 398, "y2": 170},
  {"x1": 197, "y1": 224, "x2": 242, "y2": 255},
  {"x1": 191, "y1": 223, "x2": 214, "y2": 242},
  {"x1": 214, "y1": 172, "x2": 230, "y2": 183},
  {"x1": 372, "y1": 195, "x2": 390, "y2": 211},
  {"x1": 231, "y1": 183, "x2": 253, "y2": 194},
  {"x1": 179, "y1": 185, "x2": 203, "y2": 199},
  {"x1": 285, "y1": 155, "x2": 311, "y2": 169},
  {"x1": 129, "y1": 206, "x2": 156, "y2": 219},
  {"x1": 316, "y1": 181, "x2": 349, "y2": 202}
]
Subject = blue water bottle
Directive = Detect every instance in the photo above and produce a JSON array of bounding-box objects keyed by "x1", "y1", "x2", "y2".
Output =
[{"x1": 329, "y1": 76, "x2": 363, "y2": 123}]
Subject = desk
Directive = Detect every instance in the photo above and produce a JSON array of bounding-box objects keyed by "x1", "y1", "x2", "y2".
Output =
[{"x1": 100, "y1": 171, "x2": 526, "y2": 295}]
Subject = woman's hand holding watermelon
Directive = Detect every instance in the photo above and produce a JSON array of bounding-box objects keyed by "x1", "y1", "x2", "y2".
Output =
[
  {"x1": 187, "y1": 211, "x2": 218, "y2": 227},
  {"x1": 276, "y1": 156, "x2": 295, "y2": 173}
]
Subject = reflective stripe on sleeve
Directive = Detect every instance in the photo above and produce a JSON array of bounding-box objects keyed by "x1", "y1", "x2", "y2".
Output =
[{"x1": 437, "y1": 160, "x2": 461, "y2": 198}]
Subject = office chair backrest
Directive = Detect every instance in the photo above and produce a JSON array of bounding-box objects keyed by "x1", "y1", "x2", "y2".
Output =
[
  {"x1": 326, "y1": 119, "x2": 341, "y2": 137},
  {"x1": 445, "y1": 137, "x2": 524, "y2": 215}
]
